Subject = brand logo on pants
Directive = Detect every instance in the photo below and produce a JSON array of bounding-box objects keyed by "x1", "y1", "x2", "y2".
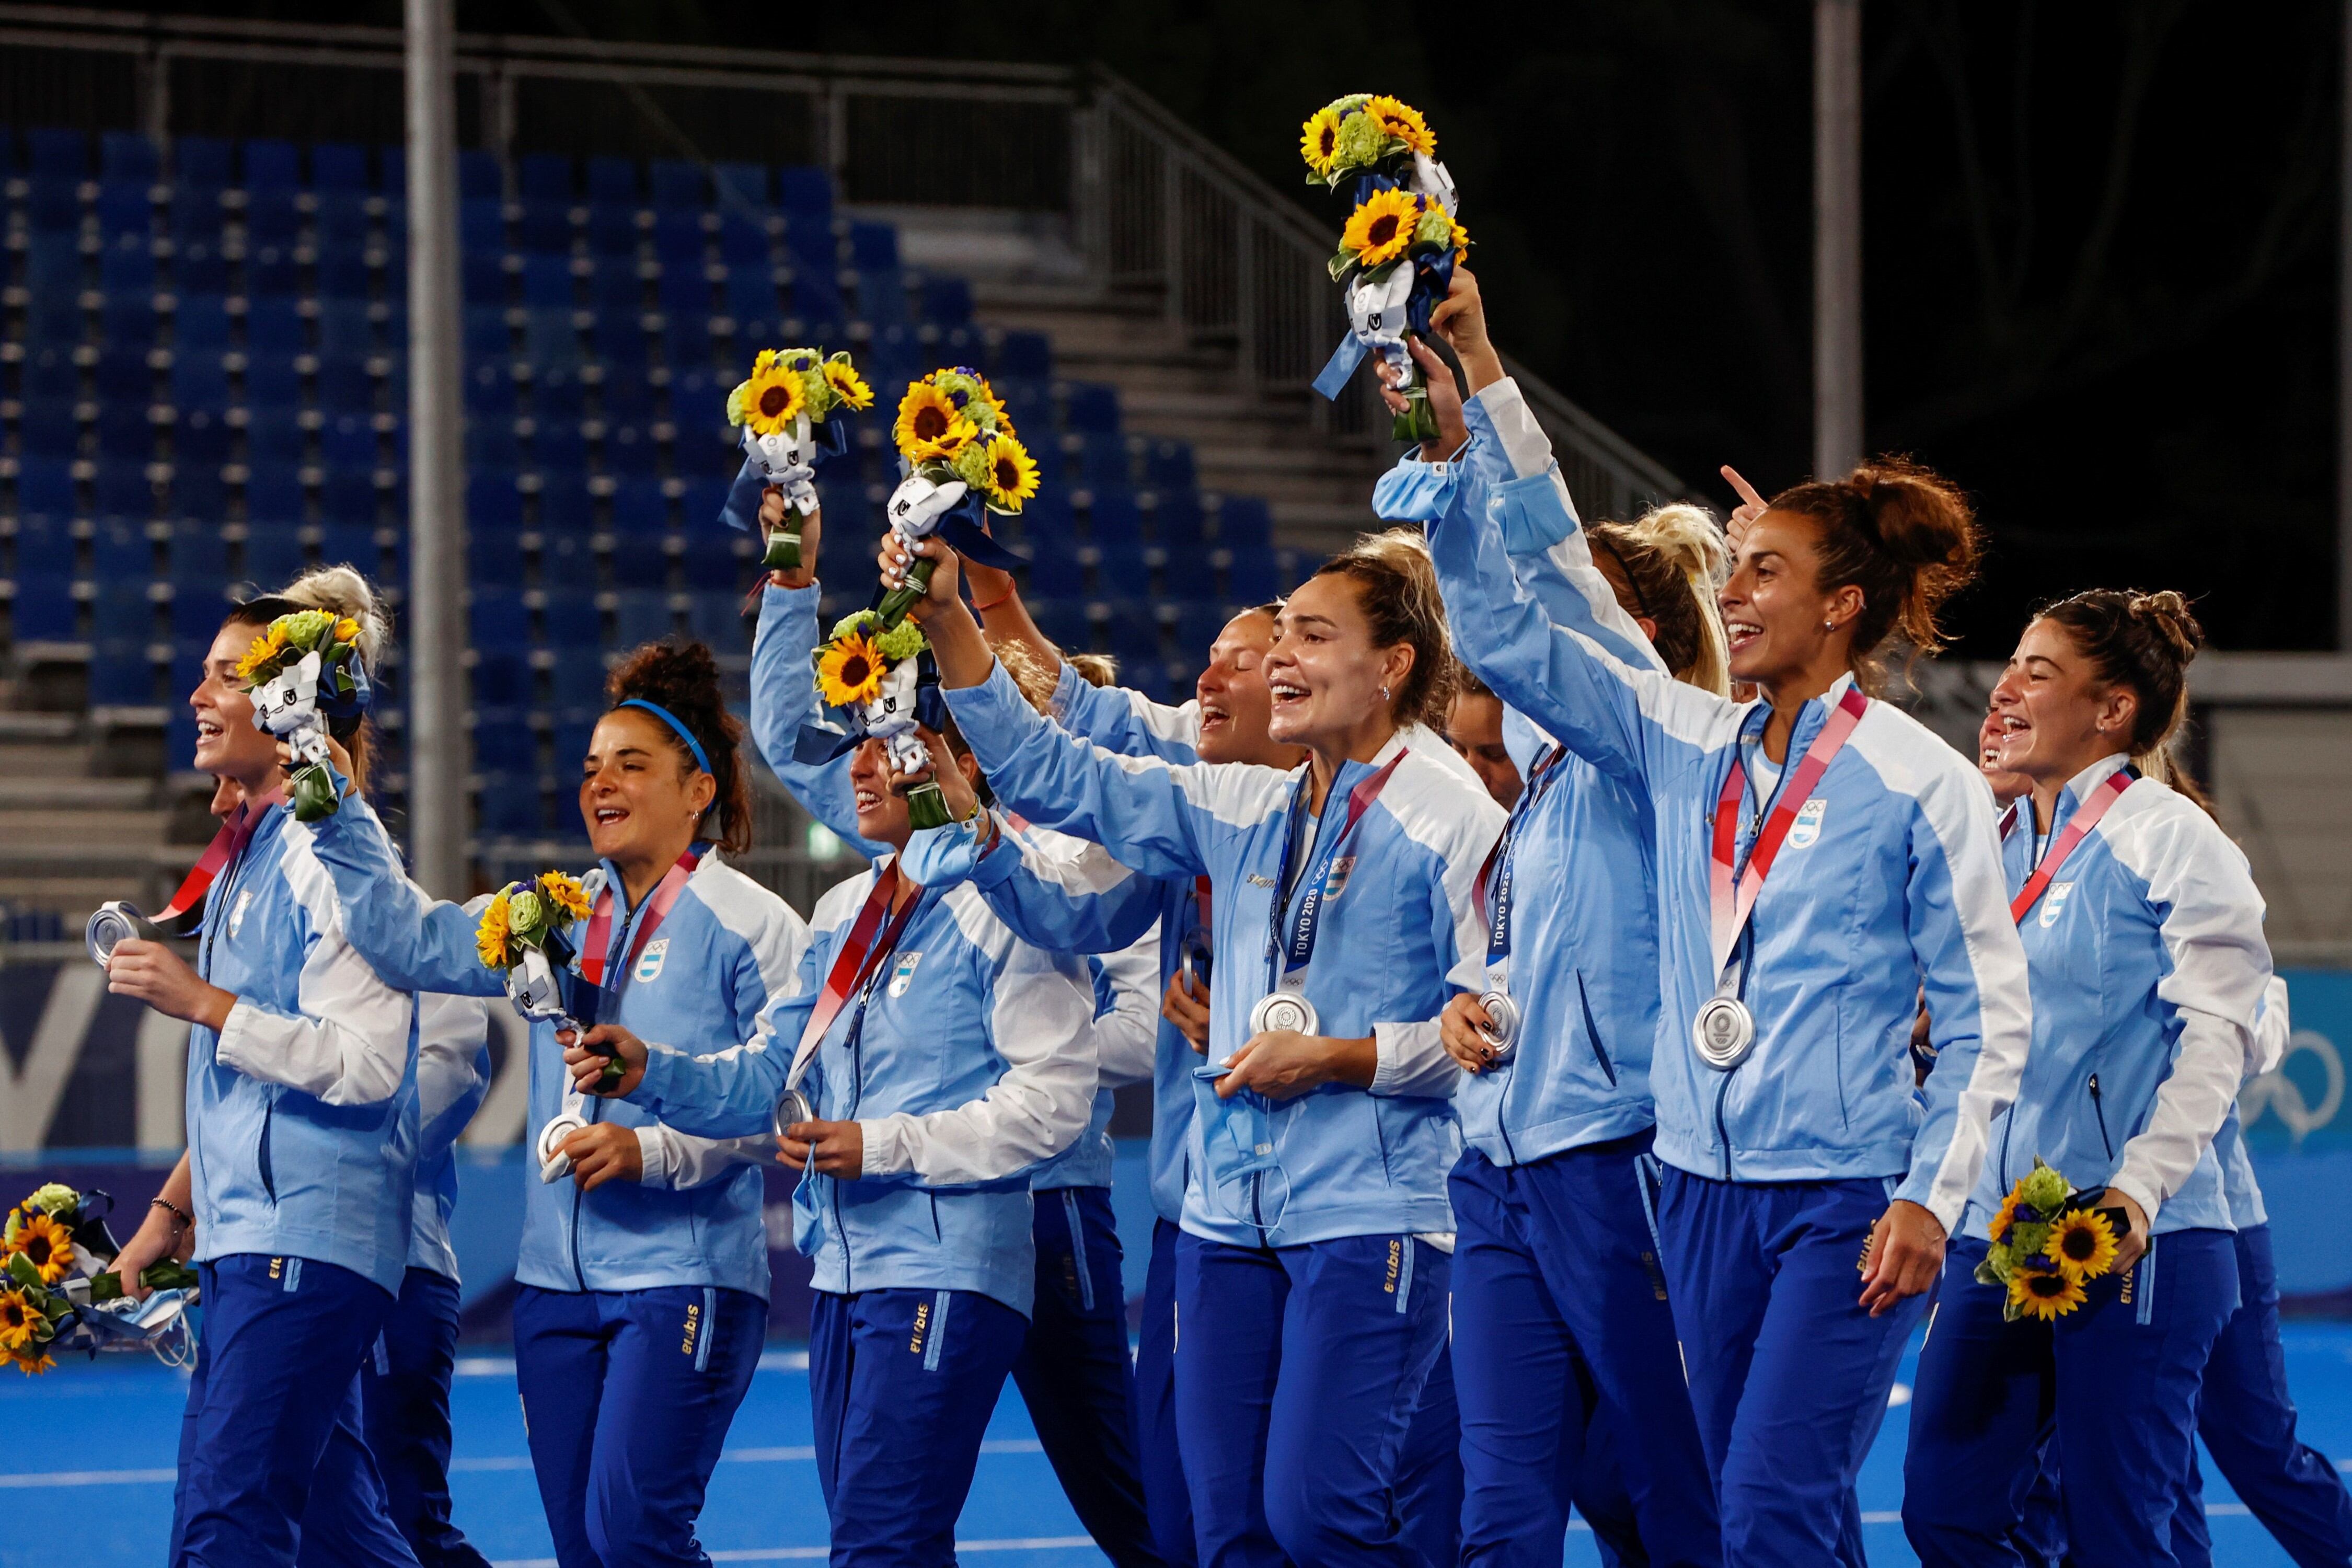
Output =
[{"x1": 681, "y1": 1300, "x2": 701, "y2": 1356}]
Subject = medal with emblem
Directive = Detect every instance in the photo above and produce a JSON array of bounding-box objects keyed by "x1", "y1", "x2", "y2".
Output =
[
  {"x1": 1249, "y1": 990, "x2": 1320, "y2": 1037},
  {"x1": 1692, "y1": 994, "x2": 1756, "y2": 1071}
]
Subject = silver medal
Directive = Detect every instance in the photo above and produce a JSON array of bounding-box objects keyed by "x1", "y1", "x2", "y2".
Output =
[
  {"x1": 1478, "y1": 989, "x2": 1521, "y2": 1058},
  {"x1": 87, "y1": 900, "x2": 160, "y2": 967},
  {"x1": 1248, "y1": 991, "x2": 1320, "y2": 1037},
  {"x1": 774, "y1": 1087, "x2": 815, "y2": 1136},
  {"x1": 1692, "y1": 996, "x2": 1757, "y2": 1071}
]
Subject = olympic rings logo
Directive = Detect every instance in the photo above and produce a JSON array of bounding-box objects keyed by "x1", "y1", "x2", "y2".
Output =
[{"x1": 2241, "y1": 1029, "x2": 2345, "y2": 1141}]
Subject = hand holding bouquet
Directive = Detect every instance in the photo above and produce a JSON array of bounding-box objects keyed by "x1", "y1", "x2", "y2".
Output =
[
  {"x1": 877, "y1": 368, "x2": 1035, "y2": 628},
  {"x1": 1976, "y1": 1159, "x2": 2124, "y2": 1321},
  {"x1": 238, "y1": 609, "x2": 372, "y2": 822},
  {"x1": 728, "y1": 347, "x2": 872, "y2": 572},
  {"x1": 477, "y1": 872, "x2": 619, "y2": 1090},
  {"x1": 2, "y1": 1184, "x2": 199, "y2": 1373},
  {"x1": 1299, "y1": 94, "x2": 1469, "y2": 441}
]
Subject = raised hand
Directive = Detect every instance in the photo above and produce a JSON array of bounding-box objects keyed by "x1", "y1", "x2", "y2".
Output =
[
  {"x1": 879, "y1": 532, "x2": 963, "y2": 622},
  {"x1": 761, "y1": 487, "x2": 822, "y2": 590},
  {"x1": 1378, "y1": 338, "x2": 1470, "y2": 458},
  {"x1": 1427, "y1": 266, "x2": 1504, "y2": 391},
  {"x1": 1721, "y1": 465, "x2": 1770, "y2": 557}
]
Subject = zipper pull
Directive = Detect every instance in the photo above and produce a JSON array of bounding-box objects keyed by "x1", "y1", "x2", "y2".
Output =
[{"x1": 2089, "y1": 1074, "x2": 2102, "y2": 1100}]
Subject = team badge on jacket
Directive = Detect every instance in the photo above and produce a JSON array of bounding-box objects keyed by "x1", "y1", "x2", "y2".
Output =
[
  {"x1": 1324, "y1": 856, "x2": 1358, "y2": 898},
  {"x1": 2039, "y1": 882, "x2": 2074, "y2": 928},
  {"x1": 888, "y1": 952, "x2": 924, "y2": 998},
  {"x1": 634, "y1": 938, "x2": 670, "y2": 984},
  {"x1": 1786, "y1": 799, "x2": 1828, "y2": 849}
]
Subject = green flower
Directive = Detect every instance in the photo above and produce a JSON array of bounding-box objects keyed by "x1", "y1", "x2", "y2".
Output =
[
  {"x1": 1974, "y1": 1241, "x2": 2012, "y2": 1289},
  {"x1": 1412, "y1": 203, "x2": 1454, "y2": 251},
  {"x1": 278, "y1": 608, "x2": 339, "y2": 653},
  {"x1": 507, "y1": 890, "x2": 547, "y2": 942},
  {"x1": 950, "y1": 440, "x2": 994, "y2": 491},
  {"x1": 827, "y1": 610, "x2": 928, "y2": 665},
  {"x1": 2020, "y1": 1159, "x2": 2071, "y2": 1215},
  {"x1": 1334, "y1": 109, "x2": 1388, "y2": 170},
  {"x1": 26, "y1": 1185, "x2": 76, "y2": 1218}
]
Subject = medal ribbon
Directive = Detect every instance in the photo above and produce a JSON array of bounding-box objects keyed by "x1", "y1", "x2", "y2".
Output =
[
  {"x1": 2008, "y1": 766, "x2": 2136, "y2": 924},
  {"x1": 783, "y1": 862, "x2": 927, "y2": 1091},
  {"x1": 1707, "y1": 685, "x2": 1870, "y2": 978},
  {"x1": 1265, "y1": 750, "x2": 1408, "y2": 987},
  {"x1": 578, "y1": 846, "x2": 706, "y2": 989},
  {"x1": 166, "y1": 786, "x2": 290, "y2": 929},
  {"x1": 1475, "y1": 744, "x2": 1566, "y2": 965}
]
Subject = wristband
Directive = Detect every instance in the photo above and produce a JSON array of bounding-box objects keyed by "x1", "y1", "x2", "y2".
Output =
[
  {"x1": 970, "y1": 585, "x2": 1014, "y2": 614},
  {"x1": 151, "y1": 1197, "x2": 193, "y2": 1233}
]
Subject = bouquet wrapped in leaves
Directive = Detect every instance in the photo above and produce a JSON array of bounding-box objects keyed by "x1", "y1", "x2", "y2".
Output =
[
  {"x1": 1, "y1": 1184, "x2": 199, "y2": 1374},
  {"x1": 807, "y1": 609, "x2": 958, "y2": 830},
  {"x1": 1975, "y1": 1159, "x2": 2124, "y2": 1321},
  {"x1": 1299, "y1": 94, "x2": 1468, "y2": 441},
  {"x1": 876, "y1": 367, "x2": 1035, "y2": 629},
  {"x1": 237, "y1": 608, "x2": 372, "y2": 822},
  {"x1": 726, "y1": 347, "x2": 873, "y2": 571}
]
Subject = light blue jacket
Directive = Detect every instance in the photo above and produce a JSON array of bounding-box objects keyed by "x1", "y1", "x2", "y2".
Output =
[
  {"x1": 943, "y1": 661, "x2": 1505, "y2": 1247},
  {"x1": 1377, "y1": 382, "x2": 1680, "y2": 1166},
  {"x1": 1420, "y1": 439, "x2": 2033, "y2": 1229},
  {"x1": 1966, "y1": 762, "x2": 2272, "y2": 1238},
  {"x1": 2219, "y1": 976, "x2": 2293, "y2": 1230},
  {"x1": 629, "y1": 863, "x2": 1099, "y2": 1317},
  {"x1": 408, "y1": 993, "x2": 493, "y2": 1280},
  {"x1": 188, "y1": 804, "x2": 421, "y2": 1297},
  {"x1": 298, "y1": 799, "x2": 807, "y2": 1299}
]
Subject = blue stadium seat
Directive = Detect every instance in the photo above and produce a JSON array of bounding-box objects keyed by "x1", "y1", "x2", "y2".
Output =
[
  {"x1": 94, "y1": 402, "x2": 153, "y2": 456},
  {"x1": 315, "y1": 192, "x2": 372, "y2": 251},
  {"x1": 318, "y1": 521, "x2": 381, "y2": 577},
  {"x1": 465, "y1": 361, "x2": 518, "y2": 418},
  {"x1": 244, "y1": 408, "x2": 307, "y2": 466},
  {"x1": 1153, "y1": 490, "x2": 1206, "y2": 548},
  {"x1": 241, "y1": 353, "x2": 303, "y2": 410},
  {"x1": 606, "y1": 478, "x2": 666, "y2": 533},
  {"x1": 1224, "y1": 544, "x2": 1283, "y2": 603},
  {"x1": 602, "y1": 422, "x2": 657, "y2": 475},
  {"x1": 240, "y1": 139, "x2": 299, "y2": 191},
  {"x1": 169, "y1": 581, "x2": 234, "y2": 642},
  {"x1": 97, "y1": 179, "x2": 154, "y2": 239},
  {"x1": 684, "y1": 591, "x2": 745, "y2": 648},
  {"x1": 1014, "y1": 490, "x2": 1074, "y2": 545},
  {"x1": 317, "y1": 412, "x2": 376, "y2": 470},
  {"x1": 245, "y1": 189, "x2": 301, "y2": 248},
  {"x1": 173, "y1": 241, "x2": 229, "y2": 295},
  {"x1": 88, "y1": 640, "x2": 157, "y2": 706},
  {"x1": 1068, "y1": 432, "x2": 1132, "y2": 489},
  {"x1": 996, "y1": 331, "x2": 1053, "y2": 382},
  {"x1": 654, "y1": 212, "x2": 707, "y2": 275},
  {"x1": 1063, "y1": 382, "x2": 1121, "y2": 434},
  {"x1": 587, "y1": 202, "x2": 641, "y2": 258},
  {"x1": 589, "y1": 256, "x2": 643, "y2": 315},
  {"x1": 471, "y1": 650, "x2": 531, "y2": 708},
  {"x1": 463, "y1": 306, "x2": 510, "y2": 359},
  {"x1": 467, "y1": 525, "x2": 525, "y2": 590},
  {"x1": 174, "y1": 136, "x2": 230, "y2": 188},
  {"x1": 536, "y1": 476, "x2": 593, "y2": 534},
  {"x1": 458, "y1": 149, "x2": 501, "y2": 201},
  {"x1": 1025, "y1": 596, "x2": 1088, "y2": 652},
  {"x1": 852, "y1": 268, "x2": 909, "y2": 327},
  {"x1": 521, "y1": 255, "x2": 575, "y2": 310},
  {"x1": 92, "y1": 578, "x2": 160, "y2": 639},
  {"x1": 101, "y1": 131, "x2": 158, "y2": 183},
  {"x1": 100, "y1": 293, "x2": 157, "y2": 351},
  {"x1": 467, "y1": 419, "x2": 522, "y2": 471},
  {"x1": 664, "y1": 313, "x2": 712, "y2": 370},
  {"x1": 718, "y1": 212, "x2": 770, "y2": 269},
  {"x1": 315, "y1": 248, "x2": 370, "y2": 301},
  {"x1": 998, "y1": 379, "x2": 1053, "y2": 434},
  {"x1": 463, "y1": 252, "x2": 508, "y2": 306},
  {"x1": 169, "y1": 183, "x2": 225, "y2": 245},
  {"x1": 776, "y1": 166, "x2": 832, "y2": 220},
  {"x1": 94, "y1": 463, "x2": 157, "y2": 521},
  {"x1": 94, "y1": 345, "x2": 154, "y2": 403},
  {"x1": 8, "y1": 573, "x2": 78, "y2": 640},
  {"x1": 170, "y1": 458, "x2": 227, "y2": 518},
  {"x1": 677, "y1": 527, "x2": 743, "y2": 590},
  {"x1": 523, "y1": 309, "x2": 581, "y2": 371},
  {"x1": 476, "y1": 771, "x2": 548, "y2": 839},
  {"x1": 712, "y1": 162, "x2": 767, "y2": 210},
  {"x1": 532, "y1": 371, "x2": 585, "y2": 423},
  {"x1": 650, "y1": 160, "x2": 705, "y2": 211},
  {"x1": 785, "y1": 263, "x2": 844, "y2": 322},
  {"x1": 240, "y1": 524, "x2": 307, "y2": 584},
  {"x1": 540, "y1": 589, "x2": 601, "y2": 649},
  {"x1": 19, "y1": 343, "x2": 80, "y2": 402},
  {"x1": 317, "y1": 301, "x2": 374, "y2": 359},
  {"x1": 469, "y1": 590, "x2": 530, "y2": 651},
  {"x1": 586, "y1": 157, "x2": 638, "y2": 206},
  {"x1": 847, "y1": 223, "x2": 898, "y2": 272},
  {"x1": 722, "y1": 267, "x2": 776, "y2": 325},
  {"x1": 1174, "y1": 601, "x2": 1234, "y2": 657},
  {"x1": 1101, "y1": 602, "x2": 1161, "y2": 666},
  {"x1": 1143, "y1": 440, "x2": 1196, "y2": 492},
  {"x1": 174, "y1": 293, "x2": 232, "y2": 353},
  {"x1": 27, "y1": 126, "x2": 87, "y2": 179},
  {"x1": 539, "y1": 531, "x2": 597, "y2": 590},
  {"x1": 91, "y1": 514, "x2": 154, "y2": 577},
  {"x1": 11, "y1": 458, "x2": 78, "y2": 521},
  {"x1": 467, "y1": 473, "x2": 525, "y2": 533},
  {"x1": 460, "y1": 197, "x2": 505, "y2": 255},
  {"x1": 612, "y1": 589, "x2": 673, "y2": 647},
  {"x1": 246, "y1": 298, "x2": 306, "y2": 356},
  {"x1": 1085, "y1": 486, "x2": 1144, "y2": 547},
  {"x1": 25, "y1": 233, "x2": 85, "y2": 303},
  {"x1": 16, "y1": 402, "x2": 83, "y2": 460},
  {"x1": 921, "y1": 275, "x2": 973, "y2": 328},
  {"x1": 1024, "y1": 549, "x2": 1086, "y2": 599},
  {"x1": 517, "y1": 153, "x2": 573, "y2": 202},
  {"x1": 1214, "y1": 494, "x2": 1275, "y2": 552},
  {"x1": 319, "y1": 468, "x2": 378, "y2": 523},
  {"x1": 548, "y1": 650, "x2": 607, "y2": 708},
  {"x1": 531, "y1": 424, "x2": 589, "y2": 478},
  {"x1": 12, "y1": 514, "x2": 78, "y2": 577},
  {"x1": 310, "y1": 143, "x2": 368, "y2": 192},
  {"x1": 168, "y1": 521, "x2": 229, "y2": 582}
]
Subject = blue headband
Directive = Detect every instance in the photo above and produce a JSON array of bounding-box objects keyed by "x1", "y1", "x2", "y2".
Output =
[{"x1": 617, "y1": 699, "x2": 712, "y2": 776}]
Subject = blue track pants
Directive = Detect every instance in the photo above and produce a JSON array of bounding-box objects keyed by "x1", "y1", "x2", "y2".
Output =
[
  {"x1": 1394, "y1": 1342, "x2": 1465, "y2": 1568},
  {"x1": 356, "y1": 1268, "x2": 491, "y2": 1568},
  {"x1": 809, "y1": 1286, "x2": 1028, "y2": 1566},
  {"x1": 1014, "y1": 1186, "x2": 1165, "y2": 1567},
  {"x1": 511, "y1": 1283, "x2": 764, "y2": 1568},
  {"x1": 1655, "y1": 1171, "x2": 1921, "y2": 1568},
  {"x1": 1452, "y1": 1143, "x2": 1721, "y2": 1567},
  {"x1": 1136, "y1": 1219, "x2": 1198, "y2": 1567},
  {"x1": 1174, "y1": 1230, "x2": 1450, "y2": 1567},
  {"x1": 173, "y1": 1253, "x2": 414, "y2": 1568},
  {"x1": 1903, "y1": 1229, "x2": 2239, "y2": 1568}
]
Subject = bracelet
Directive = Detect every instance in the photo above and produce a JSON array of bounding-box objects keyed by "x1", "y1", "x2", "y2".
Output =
[
  {"x1": 970, "y1": 585, "x2": 1014, "y2": 614},
  {"x1": 151, "y1": 1197, "x2": 192, "y2": 1233}
]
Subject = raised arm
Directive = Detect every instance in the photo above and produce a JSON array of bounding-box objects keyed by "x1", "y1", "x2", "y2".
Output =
[
  {"x1": 293, "y1": 796, "x2": 503, "y2": 998},
  {"x1": 1091, "y1": 923, "x2": 1165, "y2": 1091},
  {"x1": 1050, "y1": 659, "x2": 1207, "y2": 764},
  {"x1": 630, "y1": 920, "x2": 826, "y2": 1139},
  {"x1": 966, "y1": 822, "x2": 1167, "y2": 955},
  {"x1": 860, "y1": 929, "x2": 1100, "y2": 1184},
  {"x1": 751, "y1": 581, "x2": 890, "y2": 861},
  {"x1": 414, "y1": 993, "x2": 493, "y2": 1159}
]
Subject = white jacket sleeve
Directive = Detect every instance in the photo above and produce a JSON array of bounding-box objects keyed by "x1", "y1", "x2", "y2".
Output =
[
  {"x1": 2249, "y1": 974, "x2": 2290, "y2": 1080},
  {"x1": 1093, "y1": 924, "x2": 1165, "y2": 1090},
  {"x1": 2107, "y1": 810, "x2": 2274, "y2": 1225},
  {"x1": 214, "y1": 826, "x2": 417, "y2": 1107},
  {"x1": 414, "y1": 993, "x2": 493, "y2": 1160},
  {"x1": 635, "y1": 1125, "x2": 776, "y2": 1190},
  {"x1": 859, "y1": 914, "x2": 1100, "y2": 1184},
  {"x1": 1372, "y1": 771, "x2": 1503, "y2": 1100}
]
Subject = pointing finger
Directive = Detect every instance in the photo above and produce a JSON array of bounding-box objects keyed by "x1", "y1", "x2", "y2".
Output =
[{"x1": 1721, "y1": 465, "x2": 1768, "y2": 512}]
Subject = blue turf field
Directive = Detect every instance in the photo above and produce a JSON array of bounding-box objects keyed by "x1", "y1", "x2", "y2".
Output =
[{"x1": 7, "y1": 1326, "x2": 2351, "y2": 1566}]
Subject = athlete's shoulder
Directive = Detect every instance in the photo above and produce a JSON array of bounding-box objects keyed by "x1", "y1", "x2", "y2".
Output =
[
  {"x1": 811, "y1": 867, "x2": 882, "y2": 932},
  {"x1": 1387, "y1": 745, "x2": 1508, "y2": 854},
  {"x1": 2101, "y1": 779, "x2": 2255, "y2": 891}
]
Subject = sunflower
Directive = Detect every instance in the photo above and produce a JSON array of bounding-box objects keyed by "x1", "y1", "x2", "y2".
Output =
[
  {"x1": 2044, "y1": 1209, "x2": 2119, "y2": 1284},
  {"x1": 1366, "y1": 95, "x2": 1435, "y2": 157},
  {"x1": 5, "y1": 1212, "x2": 75, "y2": 1286},
  {"x1": 733, "y1": 352, "x2": 808, "y2": 437},
  {"x1": 816, "y1": 630, "x2": 889, "y2": 709},
  {"x1": 475, "y1": 891, "x2": 514, "y2": 971},
  {"x1": 2008, "y1": 1265, "x2": 2088, "y2": 1321},
  {"x1": 894, "y1": 381, "x2": 979, "y2": 462},
  {"x1": 0, "y1": 1287, "x2": 37, "y2": 1353},
  {"x1": 976, "y1": 433, "x2": 1040, "y2": 511},
  {"x1": 1986, "y1": 1189, "x2": 2021, "y2": 1243},
  {"x1": 537, "y1": 871, "x2": 592, "y2": 924},
  {"x1": 333, "y1": 617, "x2": 361, "y2": 647},
  {"x1": 1301, "y1": 105, "x2": 1345, "y2": 177},
  {"x1": 1341, "y1": 188, "x2": 1423, "y2": 270},
  {"x1": 824, "y1": 358, "x2": 873, "y2": 412},
  {"x1": 7, "y1": 1346, "x2": 54, "y2": 1375},
  {"x1": 234, "y1": 622, "x2": 289, "y2": 685}
]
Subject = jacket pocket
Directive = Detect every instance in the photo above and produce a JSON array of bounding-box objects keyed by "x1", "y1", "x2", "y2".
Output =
[
  {"x1": 257, "y1": 1097, "x2": 278, "y2": 1204},
  {"x1": 1576, "y1": 973, "x2": 1618, "y2": 1087},
  {"x1": 2088, "y1": 1074, "x2": 2114, "y2": 1161}
]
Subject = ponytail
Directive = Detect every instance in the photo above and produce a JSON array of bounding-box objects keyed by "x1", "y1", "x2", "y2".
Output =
[
  {"x1": 1589, "y1": 502, "x2": 1732, "y2": 697},
  {"x1": 227, "y1": 564, "x2": 393, "y2": 798}
]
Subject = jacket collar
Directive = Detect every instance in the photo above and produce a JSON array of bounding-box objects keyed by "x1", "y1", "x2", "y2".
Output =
[{"x1": 1735, "y1": 670, "x2": 1862, "y2": 750}]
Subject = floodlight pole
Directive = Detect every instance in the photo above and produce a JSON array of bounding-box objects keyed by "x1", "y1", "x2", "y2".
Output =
[
  {"x1": 1814, "y1": 0, "x2": 1864, "y2": 480},
  {"x1": 406, "y1": 0, "x2": 468, "y2": 896}
]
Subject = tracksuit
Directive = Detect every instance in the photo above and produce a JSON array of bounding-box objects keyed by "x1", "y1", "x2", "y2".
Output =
[
  {"x1": 942, "y1": 658, "x2": 1506, "y2": 1567},
  {"x1": 1902, "y1": 754, "x2": 2270, "y2": 1568},
  {"x1": 1419, "y1": 399, "x2": 2033, "y2": 1567},
  {"x1": 621, "y1": 851, "x2": 1100, "y2": 1566},
  {"x1": 163, "y1": 798, "x2": 422, "y2": 1568},
  {"x1": 1382, "y1": 378, "x2": 1720, "y2": 1566},
  {"x1": 299, "y1": 801, "x2": 808, "y2": 1568},
  {"x1": 751, "y1": 580, "x2": 1167, "y2": 1566}
]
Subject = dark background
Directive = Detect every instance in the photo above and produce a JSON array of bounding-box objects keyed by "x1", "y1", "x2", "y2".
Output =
[{"x1": 96, "y1": 0, "x2": 2352, "y2": 654}]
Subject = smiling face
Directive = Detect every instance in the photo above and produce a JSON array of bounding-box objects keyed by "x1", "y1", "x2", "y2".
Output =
[
  {"x1": 579, "y1": 708, "x2": 716, "y2": 867},
  {"x1": 190, "y1": 620, "x2": 284, "y2": 789},
  {"x1": 1194, "y1": 609, "x2": 1279, "y2": 764},
  {"x1": 1717, "y1": 512, "x2": 1863, "y2": 690},
  {"x1": 1445, "y1": 689, "x2": 1521, "y2": 809},
  {"x1": 1977, "y1": 709, "x2": 2032, "y2": 806},
  {"x1": 848, "y1": 730, "x2": 979, "y2": 850},
  {"x1": 1263, "y1": 575, "x2": 1410, "y2": 751},
  {"x1": 1988, "y1": 618, "x2": 2137, "y2": 788}
]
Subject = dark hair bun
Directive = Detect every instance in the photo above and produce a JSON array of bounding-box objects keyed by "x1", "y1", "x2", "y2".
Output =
[
  {"x1": 2127, "y1": 590, "x2": 2203, "y2": 666},
  {"x1": 604, "y1": 640, "x2": 752, "y2": 854},
  {"x1": 1769, "y1": 453, "x2": 1982, "y2": 678}
]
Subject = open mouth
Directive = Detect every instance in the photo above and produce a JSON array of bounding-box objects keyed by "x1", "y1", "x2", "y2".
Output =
[
  {"x1": 1725, "y1": 619, "x2": 1763, "y2": 655},
  {"x1": 592, "y1": 805, "x2": 628, "y2": 829},
  {"x1": 853, "y1": 786, "x2": 884, "y2": 813},
  {"x1": 1198, "y1": 699, "x2": 1230, "y2": 732},
  {"x1": 1268, "y1": 680, "x2": 1308, "y2": 711},
  {"x1": 194, "y1": 717, "x2": 225, "y2": 742}
]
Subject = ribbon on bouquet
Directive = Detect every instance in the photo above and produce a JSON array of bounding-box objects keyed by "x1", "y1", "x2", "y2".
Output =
[
  {"x1": 793, "y1": 649, "x2": 953, "y2": 766},
  {"x1": 721, "y1": 418, "x2": 854, "y2": 534}
]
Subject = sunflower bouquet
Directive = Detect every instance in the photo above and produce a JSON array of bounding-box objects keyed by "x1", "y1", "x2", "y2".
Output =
[
  {"x1": 1975, "y1": 1159, "x2": 2124, "y2": 1322},
  {"x1": 1298, "y1": 94, "x2": 1467, "y2": 441},
  {"x1": 876, "y1": 367, "x2": 1036, "y2": 629},
  {"x1": 1, "y1": 1184, "x2": 199, "y2": 1374},
  {"x1": 728, "y1": 347, "x2": 873, "y2": 572},
  {"x1": 237, "y1": 608, "x2": 372, "y2": 822},
  {"x1": 811, "y1": 609, "x2": 957, "y2": 829},
  {"x1": 475, "y1": 871, "x2": 617, "y2": 1085}
]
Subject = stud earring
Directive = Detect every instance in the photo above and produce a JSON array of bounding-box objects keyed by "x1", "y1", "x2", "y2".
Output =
[{"x1": 1380, "y1": 684, "x2": 1392, "y2": 702}]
